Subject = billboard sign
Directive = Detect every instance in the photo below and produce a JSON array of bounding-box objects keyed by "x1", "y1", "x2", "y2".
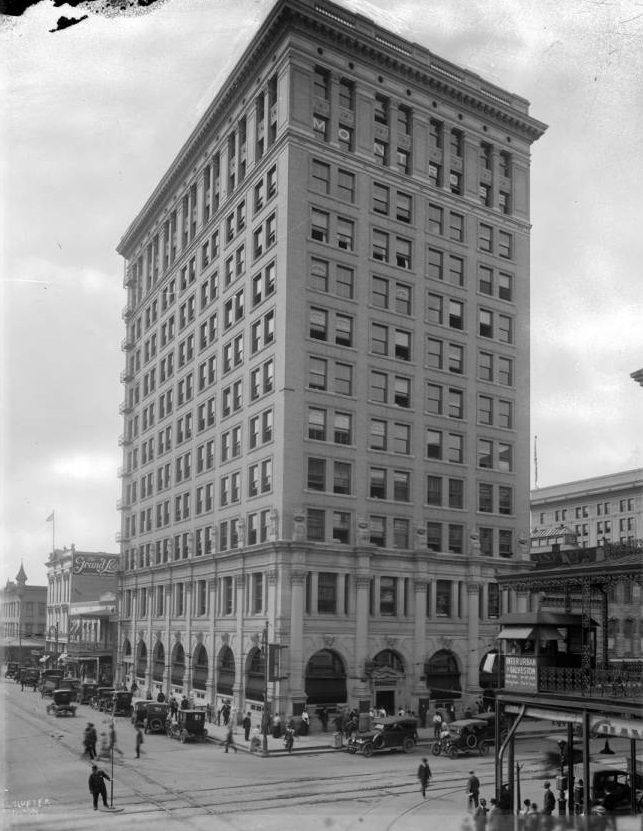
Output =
[{"x1": 504, "y1": 656, "x2": 537, "y2": 692}]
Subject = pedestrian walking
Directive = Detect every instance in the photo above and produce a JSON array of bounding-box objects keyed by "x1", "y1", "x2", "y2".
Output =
[
  {"x1": 272, "y1": 712, "x2": 282, "y2": 738},
  {"x1": 467, "y1": 770, "x2": 481, "y2": 810},
  {"x1": 433, "y1": 710, "x2": 443, "y2": 739},
  {"x1": 109, "y1": 721, "x2": 124, "y2": 756},
  {"x1": 243, "y1": 712, "x2": 252, "y2": 741},
  {"x1": 89, "y1": 723, "x2": 97, "y2": 759},
  {"x1": 417, "y1": 757, "x2": 432, "y2": 798},
  {"x1": 473, "y1": 798, "x2": 488, "y2": 831},
  {"x1": 543, "y1": 782, "x2": 556, "y2": 816},
  {"x1": 301, "y1": 708, "x2": 310, "y2": 735},
  {"x1": 224, "y1": 723, "x2": 237, "y2": 753},
  {"x1": 82, "y1": 723, "x2": 96, "y2": 759},
  {"x1": 318, "y1": 706, "x2": 328, "y2": 732},
  {"x1": 88, "y1": 764, "x2": 110, "y2": 810},
  {"x1": 135, "y1": 726, "x2": 144, "y2": 758},
  {"x1": 157, "y1": 689, "x2": 166, "y2": 703},
  {"x1": 283, "y1": 725, "x2": 294, "y2": 753},
  {"x1": 180, "y1": 695, "x2": 190, "y2": 710},
  {"x1": 206, "y1": 702, "x2": 212, "y2": 724}
]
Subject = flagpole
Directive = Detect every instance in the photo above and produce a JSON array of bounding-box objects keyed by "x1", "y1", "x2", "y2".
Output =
[{"x1": 52, "y1": 512, "x2": 55, "y2": 553}]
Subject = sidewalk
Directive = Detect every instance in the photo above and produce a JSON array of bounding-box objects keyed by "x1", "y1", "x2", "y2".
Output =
[{"x1": 203, "y1": 719, "x2": 559, "y2": 757}]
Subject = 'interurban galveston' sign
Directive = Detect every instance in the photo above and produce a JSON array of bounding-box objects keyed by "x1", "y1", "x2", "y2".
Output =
[{"x1": 72, "y1": 556, "x2": 119, "y2": 576}]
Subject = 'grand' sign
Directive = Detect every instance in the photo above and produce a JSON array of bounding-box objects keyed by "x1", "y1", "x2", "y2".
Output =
[{"x1": 72, "y1": 556, "x2": 119, "y2": 576}]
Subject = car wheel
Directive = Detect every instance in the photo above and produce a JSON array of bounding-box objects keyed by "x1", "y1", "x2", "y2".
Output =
[
  {"x1": 466, "y1": 733, "x2": 478, "y2": 749},
  {"x1": 479, "y1": 741, "x2": 489, "y2": 756},
  {"x1": 362, "y1": 744, "x2": 374, "y2": 758},
  {"x1": 402, "y1": 737, "x2": 415, "y2": 753},
  {"x1": 431, "y1": 742, "x2": 441, "y2": 756},
  {"x1": 448, "y1": 745, "x2": 458, "y2": 759},
  {"x1": 150, "y1": 718, "x2": 163, "y2": 732}
]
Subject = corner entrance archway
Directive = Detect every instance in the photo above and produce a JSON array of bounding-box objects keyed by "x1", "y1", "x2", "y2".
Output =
[
  {"x1": 370, "y1": 649, "x2": 405, "y2": 715},
  {"x1": 305, "y1": 649, "x2": 347, "y2": 705}
]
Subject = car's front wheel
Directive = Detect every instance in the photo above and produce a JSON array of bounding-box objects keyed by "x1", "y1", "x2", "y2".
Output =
[
  {"x1": 402, "y1": 737, "x2": 415, "y2": 753},
  {"x1": 431, "y1": 742, "x2": 441, "y2": 756},
  {"x1": 362, "y1": 743, "x2": 374, "y2": 758}
]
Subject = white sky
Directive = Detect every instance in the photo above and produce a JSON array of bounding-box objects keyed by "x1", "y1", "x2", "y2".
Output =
[{"x1": 1, "y1": 0, "x2": 642, "y2": 586}]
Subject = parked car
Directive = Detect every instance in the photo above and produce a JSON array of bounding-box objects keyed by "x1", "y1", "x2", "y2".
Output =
[
  {"x1": 166, "y1": 709, "x2": 208, "y2": 743},
  {"x1": 46, "y1": 689, "x2": 77, "y2": 718},
  {"x1": 112, "y1": 690, "x2": 133, "y2": 717},
  {"x1": 131, "y1": 699, "x2": 149, "y2": 727},
  {"x1": 592, "y1": 768, "x2": 643, "y2": 814},
  {"x1": 19, "y1": 667, "x2": 40, "y2": 687},
  {"x1": 58, "y1": 678, "x2": 80, "y2": 700},
  {"x1": 79, "y1": 682, "x2": 98, "y2": 705},
  {"x1": 346, "y1": 716, "x2": 418, "y2": 758},
  {"x1": 432, "y1": 718, "x2": 491, "y2": 758},
  {"x1": 144, "y1": 702, "x2": 169, "y2": 733},
  {"x1": 95, "y1": 687, "x2": 116, "y2": 711},
  {"x1": 5, "y1": 662, "x2": 20, "y2": 679}
]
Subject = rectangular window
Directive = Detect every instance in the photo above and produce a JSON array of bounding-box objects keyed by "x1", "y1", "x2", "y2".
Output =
[
  {"x1": 426, "y1": 428, "x2": 442, "y2": 460},
  {"x1": 436, "y1": 580, "x2": 451, "y2": 616},
  {"x1": 426, "y1": 521, "x2": 441, "y2": 552},
  {"x1": 311, "y1": 209, "x2": 329, "y2": 243},
  {"x1": 426, "y1": 475, "x2": 442, "y2": 506},
  {"x1": 311, "y1": 159, "x2": 330, "y2": 194},
  {"x1": 318, "y1": 572, "x2": 337, "y2": 614},
  {"x1": 379, "y1": 576, "x2": 397, "y2": 616}
]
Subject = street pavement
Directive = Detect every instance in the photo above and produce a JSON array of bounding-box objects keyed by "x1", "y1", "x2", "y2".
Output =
[{"x1": 2, "y1": 677, "x2": 640, "y2": 831}]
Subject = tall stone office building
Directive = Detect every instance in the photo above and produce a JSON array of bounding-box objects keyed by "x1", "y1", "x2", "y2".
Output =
[{"x1": 116, "y1": 0, "x2": 546, "y2": 721}]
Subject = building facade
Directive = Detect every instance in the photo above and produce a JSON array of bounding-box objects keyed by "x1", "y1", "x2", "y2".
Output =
[
  {"x1": 115, "y1": 0, "x2": 546, "y2": 720},
  {"x1": 45, "y1": 546, "x2": 120, "y2": 677},
  {"x1": 531, "y1": 468, "x2": 643, "y2": 550},
  {"x1": 0, "y1": 565, "x2": 47, "y2": 665}
]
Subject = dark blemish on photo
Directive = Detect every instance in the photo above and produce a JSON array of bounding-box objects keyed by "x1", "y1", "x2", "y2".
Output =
[{"x1": 49, "y1": 15, "x2": 89, "y2": 32}]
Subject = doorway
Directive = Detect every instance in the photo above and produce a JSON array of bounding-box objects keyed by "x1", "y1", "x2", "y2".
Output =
[{"x1": 375, "y1": 689, "x2": 395, "y2": 715}]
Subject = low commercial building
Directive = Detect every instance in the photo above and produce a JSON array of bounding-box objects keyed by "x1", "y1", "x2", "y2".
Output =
[
  {"x1": 45, "y1": 546, "x2": 120, "y2": 676},
  {"x1": 0, "y1": 564, "x2": 47, "y2": 666}
]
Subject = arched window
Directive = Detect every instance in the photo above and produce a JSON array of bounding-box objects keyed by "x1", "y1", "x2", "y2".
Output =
[
  {"x1": 136, "y1": 640, "x2": 147, "y2": 679},
  {"x1": 123, "y1": 638, "x2": 132, "y2": 657},
  {"x1": 192, "y1": 644, "x2": 208, "y2": 691},
  {"x1": 305, "y1": 649, "x2": 347, "y2": 705},
  {"x1": 217, "y1": 645, "x2": 235, "y2": 695},
  {"x1": 152, "y1": 641, "x2": 165, "y2": 682},
  {"x1": 425, "y1": 649, "x2": 461, "y2": 700},
  {"x1": 171, "y1": 642, "x2": 185, "y2": 686},
  {"x1": 372, "y1": 649, "x2": 405, "y2": 674}
]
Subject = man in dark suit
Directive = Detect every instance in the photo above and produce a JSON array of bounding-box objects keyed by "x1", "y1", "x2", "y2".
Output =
[
  {"x1": 418, "y1": 758, "x2": 432, "y2": 798},
  {"x1": 88, "y1": 764, "x2": 110, "y2": 810}
]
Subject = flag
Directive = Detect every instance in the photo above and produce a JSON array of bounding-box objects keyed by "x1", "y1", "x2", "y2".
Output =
[{"x1": 46, "y1": 511, "x2": 54, "y2": 522}]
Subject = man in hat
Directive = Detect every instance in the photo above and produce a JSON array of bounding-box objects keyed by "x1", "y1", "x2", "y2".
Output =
[
  {"x1": 88, "y1": 764, "x2": 110, "y2": 810},
  {"x1": 417, "y1": 757, "x2": 432, "y2": 798}
]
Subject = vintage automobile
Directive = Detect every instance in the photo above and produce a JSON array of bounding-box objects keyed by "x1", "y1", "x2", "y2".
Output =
[
  {"x1": 79, "y1": 682, "x2": 98, "y2": 705},
  {"x1": 58, "y1": 678, "x2": 80, "y2": 700},
  {"x1": 166, "y1": 709, "x2": 209, "y2": 743},
  {"x1": 346, "y1": 716, "x2": 418, "y2": 758},
  {"x1": 112, "y1": 690, "x2": 133, "y2": 717},
  {"x1": 5, "y1": 662, "x2": 20, "y2": 679},
  {"x1": 40, "y1": 674, "x2": 64, "y2": 698},
  {"x1": 18, "y1": 667, "x2": 40, "y2": 687},
  {"x1": 95, "y1": 687, "x2": 116, "y2": 711},
  {"x1": 131, "y1": 699, "x2": 149, "y2": 727},
  {"x1": 592, "y1": 768, "x2": 643, "y2": 814},
  {"x1": 144, "y1": 702, "x2": 170, "y2": 734},
  {"x1": 46, "y1": 689, "x2": 77, "y2": 718},
  {"x1": 432, "y1": 718, "x2": 491, "y2": 758}
]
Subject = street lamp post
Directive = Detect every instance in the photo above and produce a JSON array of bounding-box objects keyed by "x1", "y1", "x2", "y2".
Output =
[
  {"x1": 557, "y1": 739, "x2": 568, "y2": 816},
  {"x1": 261, "y1": 621, "x2": 270, "y2": 757}
]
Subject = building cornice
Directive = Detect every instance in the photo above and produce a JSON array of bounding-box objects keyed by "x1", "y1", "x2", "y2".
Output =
[{"x1": 117, "y1": 0, "x2": 547, "y2": 258}]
